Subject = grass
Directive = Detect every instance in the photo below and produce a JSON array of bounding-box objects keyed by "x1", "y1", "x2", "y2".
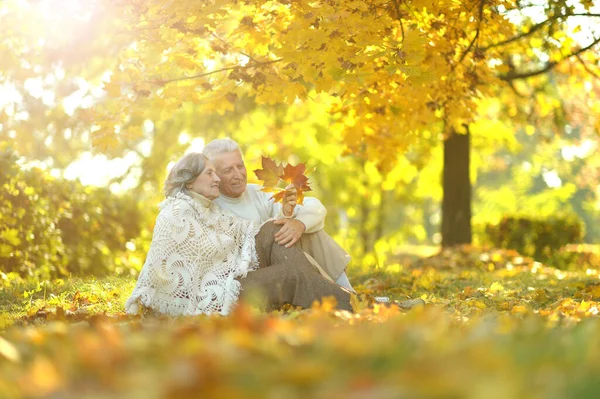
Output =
[
  {"x1": 0, "y1": 275, "x2": 135, "y2": 329},
  {"x1": 1, "y1": 245, "x2": 600, "y2": 398}
]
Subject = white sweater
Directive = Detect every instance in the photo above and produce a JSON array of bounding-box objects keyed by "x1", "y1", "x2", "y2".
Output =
[{"x1": 213, "y1": 184, "x2": 326, "y2": 234}]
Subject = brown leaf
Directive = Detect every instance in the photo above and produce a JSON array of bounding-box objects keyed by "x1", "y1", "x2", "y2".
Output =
[
  {"x1": 271, "y1": 190, "x2": 286, "y2": 203},
  {"x1": 271, "y1": 188, "x2": 306, "y2": 205},
  {"x1": 281, "y1": 163, "x2": 312, "y2": 192},
  {"x1": 254, "y1": 156, "x2": 313, "y2": 204}
]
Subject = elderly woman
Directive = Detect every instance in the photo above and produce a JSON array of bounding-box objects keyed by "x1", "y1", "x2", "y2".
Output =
[{"x1": 125, "y1": 152, "x2": 353, "y2": 316}]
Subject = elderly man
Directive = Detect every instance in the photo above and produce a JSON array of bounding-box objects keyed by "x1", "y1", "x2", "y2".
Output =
[{"x1": 203, "y1": 138, "x2": 355, "y2": 292}]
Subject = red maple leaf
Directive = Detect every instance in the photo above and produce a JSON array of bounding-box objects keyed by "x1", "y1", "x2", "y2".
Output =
[
  {"x1": 253, "y1": 156, "x2": 313, "y2": 204},
  {"x1": 271, "y1": 187, "x2": 307, "y2": 205}
]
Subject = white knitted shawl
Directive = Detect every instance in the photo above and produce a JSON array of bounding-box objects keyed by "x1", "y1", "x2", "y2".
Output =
[{"x1": 125, "y1": 192, "x2": 261, "y2": 316}]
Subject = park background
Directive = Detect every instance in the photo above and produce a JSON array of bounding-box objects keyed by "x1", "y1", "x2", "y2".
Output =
[{"x1": 2, "y1": 0, "x2": 600, "y2": 397}]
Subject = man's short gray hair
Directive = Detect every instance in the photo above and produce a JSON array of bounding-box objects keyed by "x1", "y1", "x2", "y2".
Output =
[
  {"x1": 202, "y1": 138, "x2": 241, "y2": 160},
  {"x1": 163, "y1": 152, "x2": 207, "y2": 198}
]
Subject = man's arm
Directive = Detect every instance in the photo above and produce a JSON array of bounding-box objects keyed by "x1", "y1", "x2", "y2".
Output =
[
  {"x1": 260, "y1": 189, "x2": 326, "y2": 233},
  {"x1": 248, "y1": 184, "x2": 327, "y2": 247},
  {"x1": 248, "y1": 184, "x2": 327, "y2": 233},
  {"x1": 273, "y1": 188, "x2": 328, "y2": 247},
  {"x1": 290, "y1": 197, "x2": 326, "y2": 233}
]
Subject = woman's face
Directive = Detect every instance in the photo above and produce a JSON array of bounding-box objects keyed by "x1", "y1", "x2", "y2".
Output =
[{"x1": 188, "y1": 161, "x2": 221, "y2": 200}]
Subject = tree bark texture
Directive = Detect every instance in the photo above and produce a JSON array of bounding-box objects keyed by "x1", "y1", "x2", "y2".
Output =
[{"x1": 442, "y1": 127, "x2": 472, "y2": 247}]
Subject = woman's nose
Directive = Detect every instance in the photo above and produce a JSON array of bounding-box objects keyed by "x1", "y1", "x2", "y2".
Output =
[{"x1": 214, "y1": 174, "x2": 221, "y2": 182}]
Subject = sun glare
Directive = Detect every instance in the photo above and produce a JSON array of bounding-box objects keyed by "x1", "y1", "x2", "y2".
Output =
[
  {"x1": 35, "y1": 0, "x2": 93, "y2": 24},
  {"x1": 63, "y1": 152, "x2": 140, "y2": 192}
]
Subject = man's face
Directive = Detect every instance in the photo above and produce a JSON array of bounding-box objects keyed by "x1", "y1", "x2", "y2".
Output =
[{"x1": 212, "y1": 150, "x2": 248, "y2": 198}]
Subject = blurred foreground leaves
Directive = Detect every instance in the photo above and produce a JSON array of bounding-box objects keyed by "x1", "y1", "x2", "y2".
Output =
[{"x1": 2, "y1": 246, "x2": 600, "y2": 398}]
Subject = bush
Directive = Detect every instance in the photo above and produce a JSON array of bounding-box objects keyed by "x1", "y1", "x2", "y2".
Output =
[
  {"x1": 0, "y1": 146, "x2": 144, "y2": 278},
  {"x1": 0, "y1": 149, "x2": 68, "y2": 277},
  {"x1": 549, "y1": 244, "x2": 600, "y2": 271},
  {"x1": 482, "y1": 214, "x2": 585, "y2": 263}
]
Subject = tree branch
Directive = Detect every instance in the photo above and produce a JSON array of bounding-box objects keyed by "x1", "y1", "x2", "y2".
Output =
[
  {"x1": 152, "y1": 58, "x2": 283, "y2": 85},
  {"x1": 391, "y1": 0, "x2": 401, "y2": 19},
  {"x1": 457, "y1": 0, "x2": 485, "y2": 64},
  {"x1": 498, "y1": 36, "x2": 600, "y2": 81},
  {"x1": 207, "y1": 32, "x2": 265, "y2": 64},
  {"x1": 481, "y1": 13, "x2": 600, "y2": 51},
  {"x1": 507, "y1": 80, "x2": 529, "y2": 98},
  {"x1": 575, "y1": 53, "x2": 600, "y2": 81},
  {"x1": 391, "y1": 0, "x2": 405, "y2": 42}
]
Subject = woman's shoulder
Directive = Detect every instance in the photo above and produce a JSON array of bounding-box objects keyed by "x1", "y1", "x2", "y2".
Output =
[
  {"x1": 159, "y1": 195, "x2": 189, "y2": 210},
  {"x1": 157, "y1": 194, "x2": 197, "y2": 218}
]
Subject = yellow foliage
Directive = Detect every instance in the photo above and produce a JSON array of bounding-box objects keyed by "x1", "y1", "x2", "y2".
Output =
[
  {"x1": 488, "y1": 281, "x2": 505, "y2": 294},
  {"x1": 85, "y1": 0, "x2": 522, "y2": 171}
]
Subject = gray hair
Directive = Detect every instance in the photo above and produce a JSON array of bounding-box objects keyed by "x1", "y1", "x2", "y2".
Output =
[
  {"x1": 202, "y1": 138, "x2": 241, "y2": 160},
  {"x1": 163, "y1": 152, "x2": 207, "y2": 198}
]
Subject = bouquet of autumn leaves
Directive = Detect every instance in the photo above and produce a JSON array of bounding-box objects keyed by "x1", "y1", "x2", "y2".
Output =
[{"x1": 253, "y1": 156, "x2": 313, "y2": 205}]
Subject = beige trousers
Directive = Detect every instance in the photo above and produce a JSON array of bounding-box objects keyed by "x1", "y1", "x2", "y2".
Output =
[
  {"x1": 297, "y1": 230, "x2": 351, "y2": 281},
  {"x1": 239, "y1": 222, "x2": 353, "y2": 311}
]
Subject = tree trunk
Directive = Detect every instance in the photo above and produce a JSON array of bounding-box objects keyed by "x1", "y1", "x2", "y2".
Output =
[{"x1": 442, "y1": 126, "x2": 472, "y2": 247}]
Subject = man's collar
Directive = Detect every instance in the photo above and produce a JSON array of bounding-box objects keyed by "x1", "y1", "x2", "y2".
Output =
[{"x1": 217, "y1": 192, "x2": 245, "y2": 203}]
